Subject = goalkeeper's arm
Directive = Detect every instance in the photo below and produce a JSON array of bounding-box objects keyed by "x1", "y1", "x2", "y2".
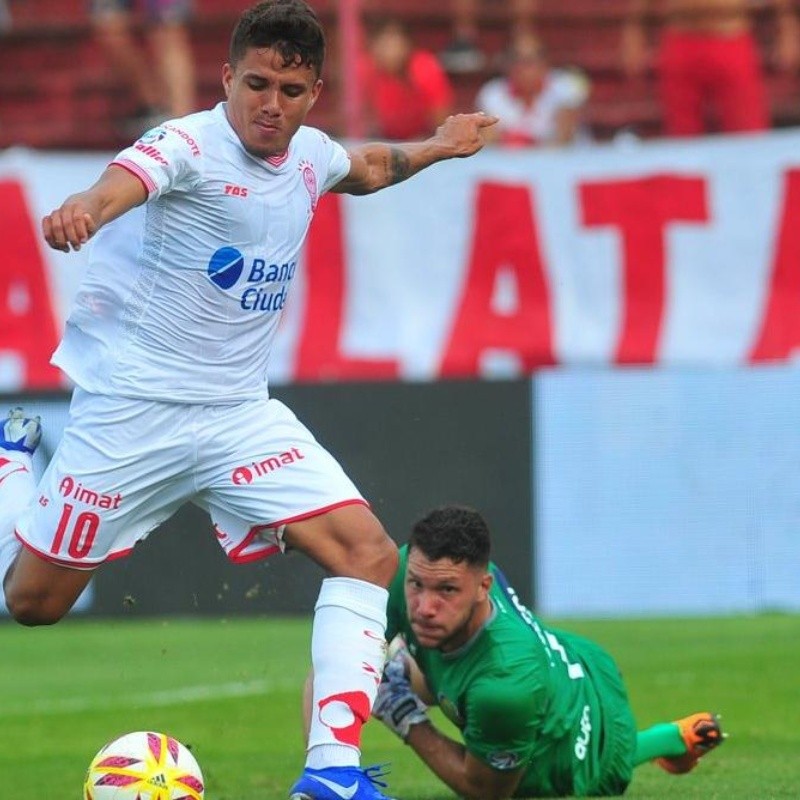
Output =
[
  {"x1": 404, "y1": 722, "x2": 525, "y2": 800},
  {"x1": 372, "y1": 642, "x2": 525, "y2": 800}
]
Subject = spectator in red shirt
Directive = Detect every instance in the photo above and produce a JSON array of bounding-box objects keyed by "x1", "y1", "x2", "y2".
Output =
[
  {"x1": 360, "y1": 17, "x2": 454, "y2": 141},
  {"x1": 621, "y1": 0, "x2": 800, "y2": 136}
]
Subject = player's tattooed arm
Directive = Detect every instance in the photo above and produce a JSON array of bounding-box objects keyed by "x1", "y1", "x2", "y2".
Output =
[
  {"x1": 388, "y1": 147, "x2": 412, "y2": 185},
  {"x1": 331, "y1": 112, "x2": 498, "y2": 196}
]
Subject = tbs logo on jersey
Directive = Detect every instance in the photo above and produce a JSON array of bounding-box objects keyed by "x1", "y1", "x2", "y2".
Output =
[{"x1": 207, "y1": 246, "x2": 296, "y2": 312}]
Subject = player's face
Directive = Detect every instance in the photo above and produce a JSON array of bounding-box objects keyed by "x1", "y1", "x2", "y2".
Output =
[
  {"x1": 405, "y1": 548, "x2": 493, "y2": 653},
  {"x1": 222, "y1": 46, "x2": 322, "y2": 158}
]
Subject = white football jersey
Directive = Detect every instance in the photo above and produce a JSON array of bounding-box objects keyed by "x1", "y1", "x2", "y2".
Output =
[{"x1": 52, "y1": 103, "x2": 351, "y2": 403}]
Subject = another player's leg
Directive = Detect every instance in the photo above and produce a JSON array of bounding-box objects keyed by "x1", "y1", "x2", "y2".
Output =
[
  {"x1": 203, "y1": 399, "x2": 400, "y2": 798},
  {"x1": 91, "y1": 6, "x2": 166, "y2": 135},
  {"x1": 0, "y1": 407, "x2": 95, "y2": 625},
  {"x1": 149, "y1": 20, "x2": 196, "y2": 117},
  {"x1": 286, "y1": 504, "x2": 399, "y2": 800},
  {"x1": 635, "y1": 712, "x2": 725, "y2": 774},
  {"x1": 5, "y1": 391, "x2": 187, "y2": 626},
  {"x1": 5, "y1": 546, "x2": 95, "y2": 626},
  {"x1": 0, "y1": 408, "x2": 42, "y2": 592}
]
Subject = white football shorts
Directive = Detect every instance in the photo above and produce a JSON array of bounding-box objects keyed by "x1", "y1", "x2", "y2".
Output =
[{"x1": 16, "y1": 389, "x2": 366, "y2": 569}]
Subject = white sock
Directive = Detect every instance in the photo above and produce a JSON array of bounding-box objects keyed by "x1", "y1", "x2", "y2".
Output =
[
  {"x1": 306, "y1": 576, "x2": 388, "y2": 770},
  {"x1": 0, "y1": 451, "x2": 35, "y2": 586}
]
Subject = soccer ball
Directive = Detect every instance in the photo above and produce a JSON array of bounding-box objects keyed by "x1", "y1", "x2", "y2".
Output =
[{"x1": 84, "y1": 730, "x2": 205, "y2": 799}]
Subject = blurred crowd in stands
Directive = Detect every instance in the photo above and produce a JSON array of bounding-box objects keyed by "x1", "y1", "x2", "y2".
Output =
[
  {"x1": 1, "y1": 0, "x2": 799, "y2": 150},
  {"x1": 89, "y1": 0, "x2": 196, "y2": 137}
]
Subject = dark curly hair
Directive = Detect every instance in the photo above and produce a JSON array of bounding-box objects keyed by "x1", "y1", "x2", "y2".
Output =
[
  {"x1": 229, "y1": 0, "x2": 326, "y2": 76},
  {"x1": 409, "y1": 505, "x2": 491, "y2": 567}
]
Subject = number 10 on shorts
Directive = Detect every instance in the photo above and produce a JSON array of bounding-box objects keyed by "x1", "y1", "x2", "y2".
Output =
[{"x1": 51, "y1": 503, "x2": 100, "y2": 559}]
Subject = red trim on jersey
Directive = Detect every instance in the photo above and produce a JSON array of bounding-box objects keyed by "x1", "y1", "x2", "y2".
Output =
[
  {"x1": 219, "y1": 498, "x2": 370, "y2": 564},
  {"x1": 112, "y1": 159, "x2": 158, "y2": 194},
  {"x1": 0, "y1": 457, "x2": 28, "y2": 485},
  {"x1": 266, "y1": 149, "x2": 290, "y2": 167},
  {"x1": 15, "y1": 530, "x2": 134, "y2": 568},
  {"x1": 15, "y1": 531, "x2": 98, "y2": 570},
  {"x1": 272, "y1": 498, "x2": 370, "y2": 527},
  {"x1": 105, "y1": 546, "x2": 136, "y2": 562},
  {"x1": 16, "y1": 498, "x2": 370, "y2": 569},
  {"x1": 229, "y1": 538, "x2": 282, "y2": 565},
  {"x1": 214, "y1": 523, "x2": 282, "y2": 564}
]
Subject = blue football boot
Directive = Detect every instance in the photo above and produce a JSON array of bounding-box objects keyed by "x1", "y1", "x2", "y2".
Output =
[
  {"x1": 289, "y1": 765, "x2": 395, "y2": 800},
  {"x1": 0, "y1": 407, "x2": 41, "y2": 454}
]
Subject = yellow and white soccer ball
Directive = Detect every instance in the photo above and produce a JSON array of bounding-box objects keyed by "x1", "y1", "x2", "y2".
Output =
[{"x1": 84, "y1": 731, "x2": 204, "y2": 800}]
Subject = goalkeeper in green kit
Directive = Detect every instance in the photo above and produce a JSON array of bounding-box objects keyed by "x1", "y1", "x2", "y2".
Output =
[{"x1": 371, "y1": 505, "x2": 725, "y2": 799}]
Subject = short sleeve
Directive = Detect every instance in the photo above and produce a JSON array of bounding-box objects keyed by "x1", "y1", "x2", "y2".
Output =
[
  {"x1": 111, "y1": 121, "x2": 204, "y2": 200},
  {"x1": 463, "y1": 674, "x2": 544, "y2": 771},
  {"x1": 317, "y1": 131, "x2": 352, "y2": 193}
]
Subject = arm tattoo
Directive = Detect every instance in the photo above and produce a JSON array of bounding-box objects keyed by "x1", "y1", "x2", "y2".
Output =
[{"x1": 388, "y1": 147, "x2": 412, "y2": 185}]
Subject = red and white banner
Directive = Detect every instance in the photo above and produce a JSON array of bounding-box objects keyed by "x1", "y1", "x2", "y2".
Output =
[{"x1": 4, "y1": 130, "x2": 800, "y2": 390}]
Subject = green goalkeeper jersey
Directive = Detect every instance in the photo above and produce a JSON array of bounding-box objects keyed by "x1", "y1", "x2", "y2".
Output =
[{"x1": 386, "y1": 546, "x2": 636, "y2": 797}]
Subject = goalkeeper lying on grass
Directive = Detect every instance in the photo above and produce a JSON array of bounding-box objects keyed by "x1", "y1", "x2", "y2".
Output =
[{"x1": 368, "y1": 505, "x2": 725, "y2": 799}]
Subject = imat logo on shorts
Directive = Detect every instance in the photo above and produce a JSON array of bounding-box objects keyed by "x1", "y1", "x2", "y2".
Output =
[
  {"x1": 58, "y1": 475, "x2": 123, "y2": 509},
  {"x1": 231, "y1": 447, "x2": 305, "y2": 485}
]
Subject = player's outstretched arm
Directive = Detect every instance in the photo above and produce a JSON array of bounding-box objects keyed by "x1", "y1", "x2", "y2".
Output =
[
  {"x1": 331, "y1": 112, "x2": 499, "y2": 196},
  {"x1": 42, "y1": 164, "x2": 148, "y2": 252}
]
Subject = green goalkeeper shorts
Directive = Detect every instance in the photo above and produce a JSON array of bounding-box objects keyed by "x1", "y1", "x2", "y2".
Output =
[{"x1": 573, "y1": 637, "x2": 637, "y2": 797}]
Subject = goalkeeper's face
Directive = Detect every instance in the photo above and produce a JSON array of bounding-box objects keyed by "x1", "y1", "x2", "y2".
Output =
[{"x1": 405, "y1": 548, "x2": 493, "y2": 653}]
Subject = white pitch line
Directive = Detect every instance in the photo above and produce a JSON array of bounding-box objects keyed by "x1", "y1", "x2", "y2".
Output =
[{"x1": 0, "y1": 678, "x2": 292, "y2": 718}]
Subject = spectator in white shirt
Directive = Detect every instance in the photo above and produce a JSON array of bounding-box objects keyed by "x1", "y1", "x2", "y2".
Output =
[{"x1": 476, "y1": 32, "x2": 590, "y2": 148}]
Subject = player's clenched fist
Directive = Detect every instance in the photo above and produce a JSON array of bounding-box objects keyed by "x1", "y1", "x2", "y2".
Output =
[
  {"x1": 42, "y1": 195, "x2": 98, "y2": 253},
  {"x1": 41, "y1": 164, "x2": 147, "y2": 253}
]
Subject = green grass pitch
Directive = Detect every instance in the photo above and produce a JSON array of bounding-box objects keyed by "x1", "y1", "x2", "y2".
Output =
[{"x1": 1, "y1": 613, "x2": 798, "y2": 799}]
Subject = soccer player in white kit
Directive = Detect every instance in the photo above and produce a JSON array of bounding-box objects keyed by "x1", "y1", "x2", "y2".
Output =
[{"x1": 0, "y1": 2, "x2": 497, "y2": 799}]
